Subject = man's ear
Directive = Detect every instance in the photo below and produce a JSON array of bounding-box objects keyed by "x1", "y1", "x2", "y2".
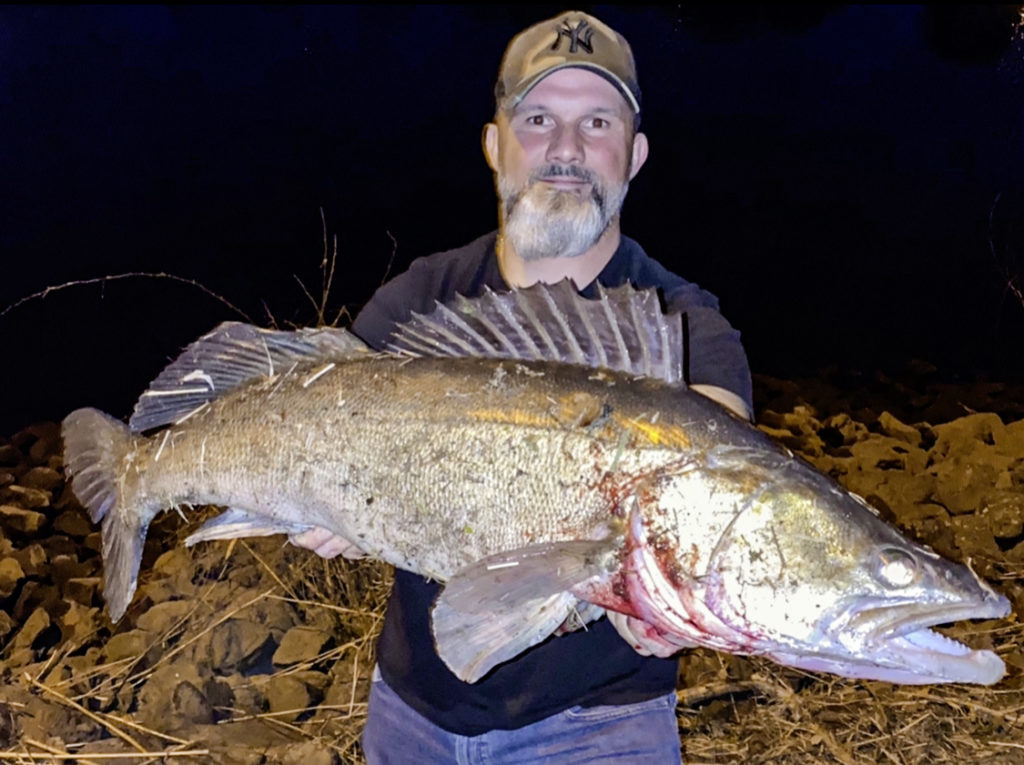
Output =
[
  {"x1": 483, "y1": 123, "x2": 500, "y2": 171},
  {"x1": 629, "y1": 131, "x2": 649, "y2": 180}
]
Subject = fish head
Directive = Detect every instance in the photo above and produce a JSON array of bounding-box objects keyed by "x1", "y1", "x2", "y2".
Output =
[{"x1": 627, "y1": 447, "x2": 1011, "y2": 685}]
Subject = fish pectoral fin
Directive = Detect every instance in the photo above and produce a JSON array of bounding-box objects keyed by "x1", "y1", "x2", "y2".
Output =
[
  {"x1": 184, "y1": 507, "x2": 311, "y2": 546},
  {"x1": 431, "y1": 539, "x2": 617, "y2": 683}
]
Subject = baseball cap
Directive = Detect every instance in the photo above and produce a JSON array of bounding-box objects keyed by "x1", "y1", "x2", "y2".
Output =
[{"x1": 495, "y1": 11, "x2": 641, "y2": 115}]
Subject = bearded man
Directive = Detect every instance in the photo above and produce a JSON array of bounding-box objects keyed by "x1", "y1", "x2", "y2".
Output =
[{"x1": 294, "y1": 11, "x2": 752, "y2": 763}]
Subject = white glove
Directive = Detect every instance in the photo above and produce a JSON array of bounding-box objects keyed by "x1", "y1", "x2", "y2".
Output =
[
  {"x1": 607, "y1": 610, "x2": 693, "y2": 658},
  {"x1": 289, "y1": 526, "x2": 367, "y2": 560}
]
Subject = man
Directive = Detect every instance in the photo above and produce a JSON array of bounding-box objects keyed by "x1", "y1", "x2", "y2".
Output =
[{"x1": 295, "y1": 10, "x2": 752, "y2": 763}]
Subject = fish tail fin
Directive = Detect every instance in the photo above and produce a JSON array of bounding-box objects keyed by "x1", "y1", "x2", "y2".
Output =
[{"x1": 61, "y1": 407, "x2": 146, "y2": 621}]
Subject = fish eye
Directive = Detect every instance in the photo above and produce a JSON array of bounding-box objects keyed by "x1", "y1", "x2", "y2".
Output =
[{"x1": 873, "y1": 547, "x2": 919, "y2": 588}]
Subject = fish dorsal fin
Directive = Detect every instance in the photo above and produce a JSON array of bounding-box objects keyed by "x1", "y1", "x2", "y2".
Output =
[
  {"x1": 389, "y1": 280, "x2": 684, "y2": 385},
  {"x1": 129, "y1": 322, "x2": 369, "y2": 432}
]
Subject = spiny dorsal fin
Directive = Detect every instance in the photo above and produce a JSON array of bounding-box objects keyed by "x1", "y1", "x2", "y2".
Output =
[
  {"x1": 389, "y1": 280, "x2": 684, "y2": 385},
  {"x1": 129, "y1": 322, "x2": 369, "y2": 432}
]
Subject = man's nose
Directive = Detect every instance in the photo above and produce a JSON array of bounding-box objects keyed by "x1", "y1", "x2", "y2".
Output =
[{"x1": 545, "y1": 124, "x2": 584, "y2": 164}]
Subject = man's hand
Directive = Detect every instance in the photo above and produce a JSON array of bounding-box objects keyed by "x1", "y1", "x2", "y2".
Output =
[
  {"x1": 289, "y1": 527, "x2": 367, "y2": 560},
  {"x1": 607, "y1": 611, "x2": 695, "y2": 658}
]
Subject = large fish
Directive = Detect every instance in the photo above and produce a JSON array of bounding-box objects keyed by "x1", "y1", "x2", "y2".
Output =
[{"x1": 62, "y1": 282, "x2": 1010, "y2": 685}]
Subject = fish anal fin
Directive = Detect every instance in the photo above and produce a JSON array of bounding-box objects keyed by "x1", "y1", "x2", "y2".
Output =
[{"x1": 184, "y1": 507, "x2": 312, "y2": 546}]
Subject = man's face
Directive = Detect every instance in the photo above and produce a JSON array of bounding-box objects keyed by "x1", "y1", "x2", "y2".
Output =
[{"x1": 488, "y1": 68, "x2": 644, "y2": 261}]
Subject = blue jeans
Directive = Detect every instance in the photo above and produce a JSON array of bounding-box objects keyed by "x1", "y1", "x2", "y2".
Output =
[{"x1": 361, "y1": 675, "x2": 683, "y2": 764}]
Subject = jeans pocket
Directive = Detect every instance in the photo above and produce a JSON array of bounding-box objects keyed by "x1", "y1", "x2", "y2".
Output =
[{"x1": 563, "y1": 691, "x2": 675, "y2": 722}]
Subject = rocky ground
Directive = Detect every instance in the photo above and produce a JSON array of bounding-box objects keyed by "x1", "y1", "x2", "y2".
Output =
[{"x1": 0, "y1": 366, "x2": 1022, "y2": 764}]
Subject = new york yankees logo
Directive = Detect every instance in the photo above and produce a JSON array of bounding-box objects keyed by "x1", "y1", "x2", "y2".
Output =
[{"x1": 552, "y1": 19, "x2": 594, "y2": 55}]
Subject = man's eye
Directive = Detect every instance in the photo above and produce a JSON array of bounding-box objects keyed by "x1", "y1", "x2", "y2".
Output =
[
  {"x1": 527, "y1": 115, "x2": 547, "y2": 126},
  {"x1": 589, "y1": 117, "x2": 608, "y2": 129}
]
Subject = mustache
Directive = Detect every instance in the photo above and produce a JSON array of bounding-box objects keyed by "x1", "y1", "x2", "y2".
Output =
[{"x1": 530, "y1": 164, "x2": 597, "y2": 185}]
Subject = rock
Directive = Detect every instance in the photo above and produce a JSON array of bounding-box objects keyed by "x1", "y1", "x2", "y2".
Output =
[
  {"x1": 226, "y1": 674, "x2": 266, "y2": 715},
  {"x1": 5, "y1": 647, "x2": 37, "y2": 669},
  {"x1": 930, "y1": 457, "x2": 1000, "y2": 515},
  {"x1": 52, "y1": 509, "x2": 94, "y2": 538},
  {"x1": 877, "y1": 411, "x2": 922, "y2": 445},
  {"x1": 851, "y1": 436, "x2": 927, "y2": 472},
  {"x1": 873, "y1": 473, "x2": 935, "y2": 522},
  {"x1": 103, "y1": 629, "x2": 152, "y2": 662},
  {"x1": 0, "y1": 557, "x2": 25, "y2": 598},
  {"x1": 978, "y1": 492, "x2": 1024, "y2": 540},
  {"x1": 42, "y1": 535, "x2": 78, "y2": 557},
  {"x1": 265, "y1": 675, "x2": 311, "y2": 722},
  {"x1": 50, "y1": 554, "x2": 89, "y2": 587},
  {"x1": 19, "y1": 466, "x2": 62, "y2": 492},
  {"x1": 11, "y1": 606, "x2": 50, "y2": 651},
  {"x1": 0, "y1": 504, "x2": 47, "y2": 532},
  {"x1": 0, "y1": 471, "x2": 14, "y2": 488},
  {"x1": 950, "y1": 514, "x2": 1001, "y2": 558},
  {"x1": 24, "y1": 425, "x2": 61, "y2": 465},
  {"x1": 272, "y1": 627, "x2": 332, "y2": 666},
  {"x1": 208, "y1": 619, "x2": 273, "y2": 672},
  {"x1": 203, "y1": 677, "x2": 235, "y2": 716},
  {"x1": 173, "y1": 680, "x2": 215, "y2": 724},
  {"x1": 291, "y1": 669, "x2": 330, "y2": 691},
  {"x1": 136, "y1": 600, "x2": 195, "y2": 634},
  {"x1": 12, "y1": 543, "x2": 47, "y2": 575},
  {"x1": 56, "y1": 599, "x2": 100, "y2": 642},
  {"x1": 221, "y1": 745, "x2": 268, "y2": 765},
  {"x1": 931, "y1": 412, "x2": 1005, "y2": 459},
  {"x1": 3, "y1": 485, "x2": 51, "y2": 509},
  {"x1": 0, "y1": 443, "x2": 21, "y2": 467},
  {"x1": 0, "y1": 610, "x2": 14, "y2": 639},
  {"x1": 64, "y1": 577, "x2": 101, "y2": 605},
  {"x1": 12, "y1": 581, "x2": 60, "y2": 622},
  {"x1": 267, "y1": 739, "x2": 335, "y2": 765},
  {"x1": 994, "y1": 418, "x2": 1024, "y2": 456}
]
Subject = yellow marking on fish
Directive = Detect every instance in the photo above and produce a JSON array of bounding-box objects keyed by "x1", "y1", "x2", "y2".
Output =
[
  {"x1": 465, "y1": 408, "x2": 558, "y2": 429},
  {"x1": 612, "y1": 414, "x2": 691, "y2": 448}
]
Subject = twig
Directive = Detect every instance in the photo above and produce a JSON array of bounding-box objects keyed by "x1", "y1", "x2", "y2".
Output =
[
  {"x1": 265, "y1": 593, "x2": 387, "y2": 618},
  {"x1": 244, "y1": 541, "x2": 299, "y2": 600},
  {"x1": 1, "y1": 749, "x2": 210, "y2": 760},
  {"x1": 101, "y1": 714, "x2": 193, "y2": 746},
  {"x1": 0, "y1": 273, "x2": 252, "y2": 323}
]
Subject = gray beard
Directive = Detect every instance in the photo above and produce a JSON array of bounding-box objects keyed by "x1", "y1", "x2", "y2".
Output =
[{"x1": 498, "y1": 164, "x2": 628, "y2": 261}]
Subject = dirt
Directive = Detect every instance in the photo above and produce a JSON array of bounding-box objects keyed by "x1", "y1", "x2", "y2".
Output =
[{"x1": 0, "y1": 367, "x2": 1022, "y2": 764}]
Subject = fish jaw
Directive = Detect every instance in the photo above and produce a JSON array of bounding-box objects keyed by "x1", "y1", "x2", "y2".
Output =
[{"x1": 764, "y1": 579, "x2": 1011, "y2": 685}]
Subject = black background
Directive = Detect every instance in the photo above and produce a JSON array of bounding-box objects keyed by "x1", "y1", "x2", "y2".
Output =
[{"x1": 2, "y1": 5, "x2": 1023, "y2": 434}]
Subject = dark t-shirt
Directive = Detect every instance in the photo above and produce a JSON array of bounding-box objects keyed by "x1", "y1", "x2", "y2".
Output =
[{"x1": 352, "y1": 231, "x2": 752, "y2": 735}]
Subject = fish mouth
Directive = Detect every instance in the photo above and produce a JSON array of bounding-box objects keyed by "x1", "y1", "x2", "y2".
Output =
[{"x1": 800, "y1": 594, "x2": 1013, "y2": 685}]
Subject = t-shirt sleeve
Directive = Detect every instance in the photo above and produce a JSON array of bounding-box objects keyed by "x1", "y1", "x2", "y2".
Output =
[
  {"x1": 662, "y1": 282, "x2": 753, "y2": 414},
  {"x1": 352, "y1": 257, "x2": 450, "y2": 351}
]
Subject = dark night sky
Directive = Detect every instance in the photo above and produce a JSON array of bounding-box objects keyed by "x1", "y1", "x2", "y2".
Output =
[{"x1": 2, "y1": 5, "x2": 1023, "y2": 434}]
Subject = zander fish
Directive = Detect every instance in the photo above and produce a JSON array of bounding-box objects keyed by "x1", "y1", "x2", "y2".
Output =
[{"x1": 62, "y1": 282, "x2": 1010, "y2": 684}]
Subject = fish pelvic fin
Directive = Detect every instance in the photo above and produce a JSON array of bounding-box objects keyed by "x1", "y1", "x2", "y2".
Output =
[
  {"x1": 431, "y1": 539, "x2": 619, "y2": 683},
  {"x1": 389, "y1": 280, "x2": 685, "y2": 385},
  {"x1": 61, "y1": 408, "x2": 146, "y2": 622}
]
